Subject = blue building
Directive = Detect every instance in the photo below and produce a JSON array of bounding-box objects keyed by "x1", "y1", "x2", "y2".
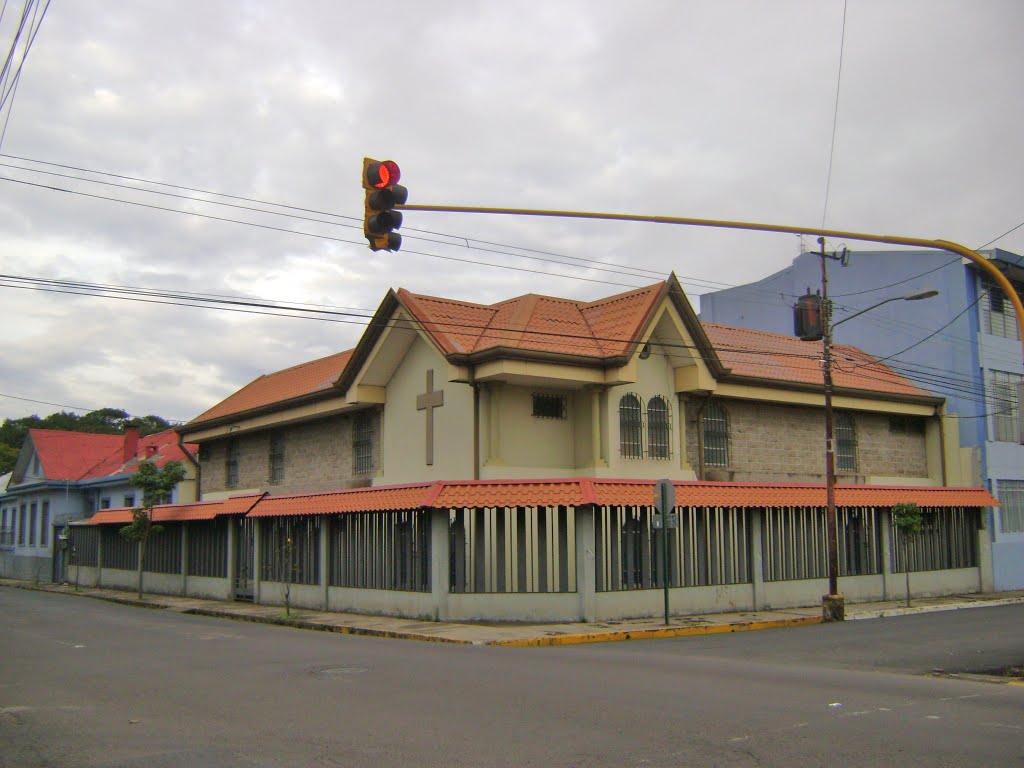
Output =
[{"x1": 700, "y1": 248, "x2": 1024, "y2": 590}]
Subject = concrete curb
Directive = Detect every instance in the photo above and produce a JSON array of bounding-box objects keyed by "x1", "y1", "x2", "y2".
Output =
[
  {"x1": 848, "y1": 595, "x2": 1024, "y2": 621},
  {"x1": 182, "y1": 607, "x2": 475, "y2": 645},
  {"x1": 488, "y1": 615, "x2": 823, "y2": 647}
]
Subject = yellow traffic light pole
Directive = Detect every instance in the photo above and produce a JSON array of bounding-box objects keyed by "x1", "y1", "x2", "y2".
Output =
[{"x1": 398, "y1": 203, "x2": 1024, "y2": 341}]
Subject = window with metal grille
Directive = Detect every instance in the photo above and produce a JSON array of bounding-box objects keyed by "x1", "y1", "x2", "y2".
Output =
[
  {"x1": 989, "y1": 370, "x2": 1022, "y2": 443},
  {"x1": 835, "y1": 412, "x2": 857, "y2": 471},
  {"x1": 981, "y1": 276, "x2": 1022, "y2": 340},
  {"x1": 226, "y1": 439, "x2": 240, "y2": 487},
  {"x1": 619, "y1": 394, "x2": 643, "y2": 459},
  {"x1": 353, "y1": 411, "x2": 375, "y2": 474},
  {"x1": 269, "y1": 432, "x2": 285, "y2": 484},
  {"x1": 647, "y1": 396, "x2": 672, "y2": 459},
  {"x1": 123, "y1": 494, "x2": 135, "y2": 508},
  {"x1": 702, "y1": 402, "x2": 729, "y2": 467},
  {"x1": 17, "y1": 504, "x2": 26, "y2": 545},
  {"x1": 532, "y1": 393, "x2": 567, "y2": 419},
  {"x1": 998, "y1": 480, "x2": 1024, "y2": 533},
  {"x1": 28, "y1": 502, "x2": 37, "y2": 546}
]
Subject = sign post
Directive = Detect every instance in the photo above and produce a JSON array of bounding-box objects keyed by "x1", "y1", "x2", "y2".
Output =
[{"x1": 654, "y1": 479, "x2": 676, "y2": 626}]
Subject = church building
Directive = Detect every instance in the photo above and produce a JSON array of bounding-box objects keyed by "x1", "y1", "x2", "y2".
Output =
[{"x1": 73, "y1": 275, "x2": 996, "y2": 622}]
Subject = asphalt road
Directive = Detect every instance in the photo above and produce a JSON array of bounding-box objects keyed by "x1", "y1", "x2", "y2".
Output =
[{"x1": 1, "y1": 587, "x2": 1022, "y2": 767}]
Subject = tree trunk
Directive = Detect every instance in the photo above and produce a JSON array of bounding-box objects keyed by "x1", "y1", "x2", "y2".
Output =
[
  {"x1": 137, "y1": 537, "x2": 147, "y2": 600},
  {"x1": 904, "y1": 537, "x2": 911, "y2": 608}
]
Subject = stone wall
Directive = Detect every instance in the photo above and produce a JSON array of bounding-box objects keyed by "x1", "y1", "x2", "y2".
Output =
[
  {"x1": 200, "y1": 409, "x2": 380, "y2": 497},
  {"x1": 684, "y1": 398, "x2": 929, "y2": 483}
]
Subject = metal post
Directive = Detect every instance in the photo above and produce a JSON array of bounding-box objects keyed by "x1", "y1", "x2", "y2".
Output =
[{"x1": 654, "y1": 479, "x2": 676, "y2": 626}]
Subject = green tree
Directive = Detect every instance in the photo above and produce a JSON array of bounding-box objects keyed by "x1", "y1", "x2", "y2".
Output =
[
  {"x1": 119, "y1": 459, "x2": 186, "y2": 600},
  {"x1": 0, "y1": 443, "x2": 18, "y2": 475},
  {"x1": 892, "y1": 502, "x2": 925, "y2": 607}
]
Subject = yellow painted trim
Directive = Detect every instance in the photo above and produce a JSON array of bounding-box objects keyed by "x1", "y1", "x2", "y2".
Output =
[
  {"x1": 711, "y1": 382, "x2": 935, "y2": 414},
  {"x1": 183, "y1": 398, "x2": 352, "y2": 441},
  {"x1": 347, "y1": 385, "x2": 386, "y2": 405}
]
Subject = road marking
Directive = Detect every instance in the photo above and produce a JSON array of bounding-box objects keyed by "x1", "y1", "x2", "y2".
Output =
[{"x1": 980, "y1": 722, "x2": 1023, "y2": 731}]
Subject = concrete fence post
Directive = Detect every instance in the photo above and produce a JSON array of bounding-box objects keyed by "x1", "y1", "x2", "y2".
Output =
[
  {"x1": 575, "y1": 505, "x2": 597, "y2": 622},
  {"x1": 749, "y1": 508, "x2": 764, "y2": 610},
  {"x1": 430, "y1": 508, "x2": 450, "y2": 621}
]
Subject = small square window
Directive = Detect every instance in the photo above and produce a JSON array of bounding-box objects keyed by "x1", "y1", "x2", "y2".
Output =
[{"x1": 532, "y1": 394, "x2": 567, "y2": 420}]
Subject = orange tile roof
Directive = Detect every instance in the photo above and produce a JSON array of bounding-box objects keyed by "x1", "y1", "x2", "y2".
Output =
[
  {"x1": 90, "y1": 494, "x2": 265, "y2": 525},
  {"x1": 588, "y1": 479, "x2": 997, "y2": 509},
  {"x1": 398, "y1": 282, "x2": 661, "y2": 359},
  {"x1": 88, "y1": 479, "x2": 997, "y2": 525},
  {"x1": 702, "y1": 323, "x2": 929, "y2": 397},
  {"x1": 30, "y1": 429, "x2": 196, "y2": 482},
  {"x1": 188, "y1": 277, "x2": 934, "y2": 431},
  {"x1": 246, "y1": 484, "x2": 436, "y2": 517},
  {"x1": 429, "y1": 479, "x2": 590, "y2": 509},
  {"x1": 187, "y1": 350, "x2": 352, "y2": 426}
]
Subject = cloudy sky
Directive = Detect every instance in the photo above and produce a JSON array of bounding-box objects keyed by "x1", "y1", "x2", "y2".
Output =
[{"x1": 0, "y1": 1, "x2": 1021, "y2": 425}]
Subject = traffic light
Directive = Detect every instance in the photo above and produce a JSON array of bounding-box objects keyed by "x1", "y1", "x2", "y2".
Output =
[{"x1": 362, "y1": 158, "x2": 408, "y2": 252}]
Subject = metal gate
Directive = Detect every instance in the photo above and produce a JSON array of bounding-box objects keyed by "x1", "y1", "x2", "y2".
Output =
[{"x1": 235, "y1": 516, "x2": 255, "y2": 600}]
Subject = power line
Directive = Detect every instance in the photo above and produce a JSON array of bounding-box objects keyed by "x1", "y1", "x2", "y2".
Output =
[
  {"x1": 820, "y1": 0, "x2": 848, "y2": 231},
  {"x1": 977, "y1": 219, "x2": 1024, "y2": 251}
]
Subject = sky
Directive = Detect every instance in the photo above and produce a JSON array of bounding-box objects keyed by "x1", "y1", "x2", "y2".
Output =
[{"x1": 0, "y1": 0, "x2": 1021, "y2": 426}]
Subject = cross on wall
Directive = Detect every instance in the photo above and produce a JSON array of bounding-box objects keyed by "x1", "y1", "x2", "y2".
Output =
[{"x1": 416, "y1": 369, "x2": 444, "y2": 466}]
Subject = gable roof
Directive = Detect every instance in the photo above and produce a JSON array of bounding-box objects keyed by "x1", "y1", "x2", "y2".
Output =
[
  {"x1": 22, "y1": 428, "x2": 196, "y2": 483},
  {"x1": 397, "y1": 281, "x2": 663, "y2": 359},
  {"x1": 188, "y1": 275, "x2": 934, "y2": 429},
  {"x1": 186, "y1": 349, "x2": 353, "y2": 427}
]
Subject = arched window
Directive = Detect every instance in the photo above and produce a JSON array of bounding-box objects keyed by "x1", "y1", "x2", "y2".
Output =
[
  {"x1": 619, "y1": 394, "x2": 643, "y2": 459},
  {"x1": 702, "y1": 402, "x2": 729, "y2": 467},
  {"x1": 647, "y1": 396, "x2": 672, "y2": 460},
  {"x1": 835, "y1": 413, "x2": 857, "y2": 472}
]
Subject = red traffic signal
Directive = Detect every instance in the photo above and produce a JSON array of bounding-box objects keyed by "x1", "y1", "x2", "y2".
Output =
[
  {"x1": 362, "y1": 157, "x2": 408, "y2": 252},
  {"x1": 365, "y1": 160, "x2": 401, "y2": 189}
]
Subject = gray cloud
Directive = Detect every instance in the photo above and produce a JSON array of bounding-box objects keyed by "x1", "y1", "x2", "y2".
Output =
[{"x1": 1, "y1": 0, "x2": 1021, "y2": 423}]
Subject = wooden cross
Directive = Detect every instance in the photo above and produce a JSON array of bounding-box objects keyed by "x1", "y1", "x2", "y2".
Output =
[{"x1": 416, "y1": 369, "x2": 444, "y2": 465}]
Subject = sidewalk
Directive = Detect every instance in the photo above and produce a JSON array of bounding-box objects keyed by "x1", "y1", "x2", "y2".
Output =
[{"x1": 4, "y1": 578, "x2": 1023, "y2": 647}]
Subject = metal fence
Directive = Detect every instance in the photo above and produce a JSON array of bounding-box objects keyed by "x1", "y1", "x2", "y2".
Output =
[
  {"x1": 145, "y1": 525, "x2": 182, "y2": 574},
  {"x1": 450, "y1": 506, "x2": 575, "y2": 593},
  {"x1": 100, "y1": 526, "x2": 138, "y2": 571},
  {"x1": 762, "y1": 506, "x2": 883, "y2": 582},
  {"x1": 187, "y1": 519, "x2": 229, "y2": 578},
  {"x1": 260, "y1": 516, "x2": 320, "y2": 585},
  {"x1": 329, "y1": 510, "x2": 430, "y2": 592},
  {"x1": 596, "y1": 506, "x2": 749, "y2": 591},
  {"x1": 68, "y1": 526, "x2": 99, "y2": 567},
  {"x1": 891, "y1": 507, "x2": 978, "y2": 572}
]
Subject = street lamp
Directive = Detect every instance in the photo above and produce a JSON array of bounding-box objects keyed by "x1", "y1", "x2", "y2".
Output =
[{"x1": 811, "y1": 247, "x2": 939, "y2": 622}]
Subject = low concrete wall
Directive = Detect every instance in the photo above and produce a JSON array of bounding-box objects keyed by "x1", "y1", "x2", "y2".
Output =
[
  {"x1": 0, "y1": 553, "x2": 51, "y2": 582},
  {"x1": 596, "y1": 584, "x2": 752, "y2": 621},
  {"x1": 447, "y1": 592, "x2": 580, "y2": 623},
  {"x1": 329, "y1": 586, "x2": 438, "y2": 620},
  {"x1": 184, "y1": 575, "x2": 232, "y2": 601},
  {"x1": 895, "y1": 567, "x2": 979, "y2": 599},
  {"x1": 256, "y1": 581, "x2": 323, "y2": 611},
  {"x1": 761, "y1": 575, "x2": 887, "y2": 610}
]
